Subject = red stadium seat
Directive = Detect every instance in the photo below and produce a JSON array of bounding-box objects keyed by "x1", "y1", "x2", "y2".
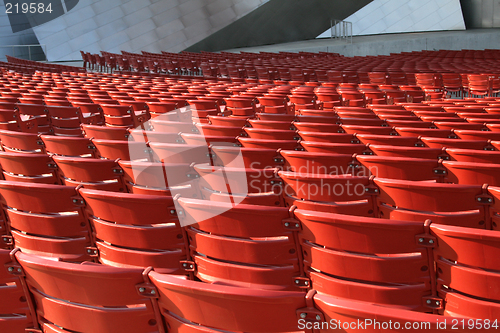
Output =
[
  {"x1": 52, "y1": 156, "x2": 126, "y2": 191},
  {"x1": 0, "y1": 181, "x2": 92, "y2": 261},
  {"x1": 41, "y1": 135, "x2": 97, "y2": 157},
  {"x1": 356, "y1": 155, "x2": 446, "y2": 181},
  {"x1": 295, "y1": 210, "x2": 433, "y2": 310},
  {"x1": 279, "y1": 171, "x2": 377, "y2": 216},
  {"x1": 431, "y1": 224, "x2": 500, "y2": 318},
  {"x1": 13, "y1": 250, "x2": 164, "y2": 333},
  {"x1": 444, "y1": 160, "x2": 500, "y2": 186},
  {"x1": 0, "y1": 151, "x2": 59, "y2": 184},
  {"x1": 82, "y1": 124, "x2": 130, "y2": 140},
  {"x1": 0, "y1": 129, "x2": 44, "y2": 153},
  {"x1": 150, "y1": 272, "x2": 306, "y2": 332},
  {"x1": 177, "y1": 197, "x2": 303, "y2": 290},
  {"x1": 374, "y1": 177, "x2": 488, "y2": 228},
  {"x1": 79, "y1": 188, "x2": 186, "y2": 273}
]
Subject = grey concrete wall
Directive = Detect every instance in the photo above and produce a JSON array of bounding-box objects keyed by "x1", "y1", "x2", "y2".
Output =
[
  {"x1": 224, "y1": 29, "x2": 500, "y2": 57},
  {"x1": 186, "y1": 0, "x2": 373, "y2": 52},
  {"x1": 0, "y1": 1, "x2": 45, "y2": 61},
  {"x1": 461, "y1": 0, "x2": 500, "y2": 28},
  {"x1": 31, "y1": 0, "x2": 269, "y2": 61}
]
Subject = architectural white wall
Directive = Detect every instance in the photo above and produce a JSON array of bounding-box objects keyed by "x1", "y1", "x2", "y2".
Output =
[
  {"x1": 32, "y1": 0, "x2": 268, "y2": 61},
  {"x1": 317, "y1": 0, "x2": 465, "y2": 38}
]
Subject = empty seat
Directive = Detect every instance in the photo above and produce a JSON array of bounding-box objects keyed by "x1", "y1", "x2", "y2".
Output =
[
  {"x1": 15, "y1": 103, "x2": 50, "y2": 133},
  {"x1": 208, "y1": 115, "x2": 248, "y2": 127},
  {"x1": 433, "y1": 122, "x2": 485, "y2": 130},
  {"x1": 0, "y1": 181, "x2": 92, "y2": 261},
  {"x1": 295, "y1": 209, "x2": 433, "y2": 310},
  {"x1": 0, "y1": 151, "x2": 59, "y2": 184},
  {"x1": 455, "y1": 129, "x2": 500, "y2": 141},
  {"x1": 293, "y1": 122, "x2": 342, "y2": 133},
  {"x1": 314, "y1": 293, "x2": 469, "y2": 332},
  {"x1": 244, "y1": 127, "x2": 299, "y2": 141},
  {"x1": 238, "y1": 137, "x2": 300, "y2": 150},
  {"x1": 281, "y1": 150, "x2": 357, "y2": 175},
  {"x1": 374, "y1": 177, "x2": 488, "y2": 228},
  {"x1": 212, "y1": 146, "x2": 283, "y2": 169},
  {"x1": 92, "y1": 139, "x2": 152, "y2": 161},
  {"x1": 150, "y1": 143, "x2": 211, "y2": 164},
  {"x1": 257, "y1": 113, "x2": 295, "y2": 122},
  {"x1": 128, "y1": 129, "x2": 179, "y2": 143},
  {"x1": 195, "y1": 164, "x2": 281, "y2": 195},
  {"x1": 151, "y1": 119, "x2": 197, "y2": 134},
  {"x1": 356, "y1": 155, "x2": 445, "y2": 181},
  {"x1": 279, "y1": 172, "x2": 377, "y2": 216},
  {"x1": 79, "y1": 188, "x2": 187, "y2": 274},
  {"x1": 13, "y1": 250, "x2": 164, "y2": 333},
  {"x1": 0, "y1": 129, "x2": 44, "y2": 153},
  {"x1": 422, "y1": 137, "x2": 493, "y2": 150},
  {"x1": 257, "y1": 96, "x2": 291, "y2": 114},
  {"x1": 180, "y1": 133, "x2": 239, "y2": 146},
  {"x1": 446, "y1": 148, "x2": 500, "y2": 163},
  {"x1": 46, "y1": 105, "x2": 100, "y2": 136},
  {"x1": 301, "y1": 141, "x2": 368, "y2": 155},
  {"x1": 356, "y1": 134, "x2": 423, "y2": 147},
  {"x1": 146, "y1": 102, "x2": 182, "y2": 119},
  {"x1": 368, "y1": 144, "x2": 447, "y2": 159},
  {"x1": 0, "y1": 108, "x2": 37, "y2": 132},
  {"x1": 196, "y1": 123, "x2": 244, "y2": 137},
  {"x1": 177, "y1": 197, "x2": 303, "y2": 290},
  {"x1": 52, "y1": 156, "x2": 126, "y2": 191},
  {"x1": 118, "y1": 160, "x2": 197, "y2": 196},
  {"x1": 298, "y1": 132, "x2": 358, "y2": 143},
  {"x1": 248, "y1": 119, "x2": 294, "y2": 130},
  {"x1": 444, "y1": 161, "x2": 500, "y2": 186},
  {"x1": 431, "y1": 223, "x2": 500, "y2": 318},
  {"x1": 341, "y1": 125, "x2": 395, "y2": 135},
  {"x1": 101, "y1": 104, "x2": 150, "y2": 128},
  {"x1": 295, "y1": 114, "x2": 339, "y2": 123},
  {"x1": 81, "y1": 124, "x2": 130, "y2": 140},
  {"x1": 0, "y1": 248, "x2": 32, "y2": 331},
  {"x1": 41, "y1": 135, "x2": 97, "y2": 157},
  {"x1": 395, "y1": 127, "x2": 455, "y2": 138},
  {"x1": 150, "y1": 272, "x2": 306, "y2": 332}
]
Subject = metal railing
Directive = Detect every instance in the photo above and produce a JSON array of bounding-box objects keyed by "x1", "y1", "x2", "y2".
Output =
[
  {"x1": 330, "y1": 20, "x2": 353, "y2": 44},
  {"x1": 0, "y1": 44, "x2": 47, "y2": 61}
]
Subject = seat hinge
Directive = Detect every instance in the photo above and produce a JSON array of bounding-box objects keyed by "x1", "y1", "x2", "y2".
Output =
[
  {"x1": 85, "y1": 246, "x2": 99, "y2": 258},
  {"x1": 297, "y1": 289, "x2": 325, "y2": 324},
  {"x1": 1, "y1": 235, "x2": 13, "y2": 246},
  {"x1": 283, "y1": 218, "x2": 301, "y2": 231},
  {"x1": 423, "y1": 296, "x2": 444, "y2": 310},
  {"x1": 5, "y1": 262, "x2": 24, "y2": 276},
  {"x1": 136, "y1": 282, "x2": 158, "y2": 298},
  {"x1": 416, "y1": 234, "x2": 436, "y2": 248},
  {"x1": 293, "y1": 276, "x2": 311, "y2": 289},
  {"x1": 180, "y1": 260, "x2": 195, "y2": 272}
]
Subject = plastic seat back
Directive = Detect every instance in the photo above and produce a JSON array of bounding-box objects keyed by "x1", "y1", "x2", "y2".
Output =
[
  {"x1": 52, "y1": 156, "x2": 125, "y2": 192},
  {"x1": 80, "y1": 189, "x2": 186, "y2": 274},
  {"x1": 296, "y1": 210, "x2": 432, "y2": 310},
  {"x1": 374, "y1": 177, "x2": 487, "y2": 228},
  {"x1": 149, "y1": 272, "x2": 306, "y2": 332},
  {"x1": 14, "y1": 251, "x2": 163, "y2": 333},
  {"x1": 0, "y1": 181, "x2": 92, "y2": 260}
]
